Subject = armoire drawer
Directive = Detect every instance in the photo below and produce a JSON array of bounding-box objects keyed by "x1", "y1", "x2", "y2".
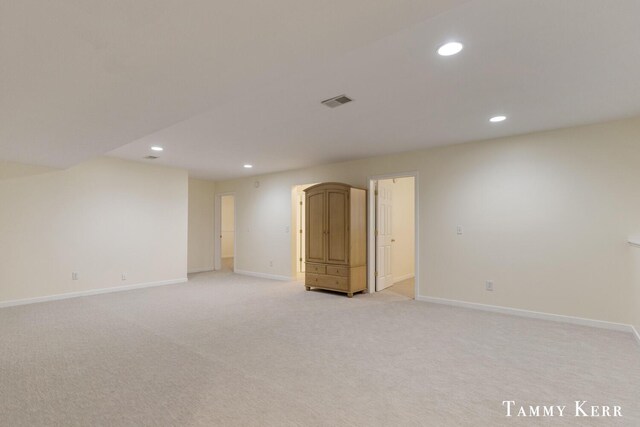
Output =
[
  {"x1": 306, "y1": 273, "x2": 349, "y2": 291},
  {"x1": 306, "y1": 263, "x2": 326, "y2": 274},
  {"x1": 326, "y1": 265, "x2": 349, "y2": 277},
  {"x1": 305, "y1": 273, "x2": 323, "y2": 287},
  {"x1": 324, "y1": 275, "x2": 349, "y2": 290}
]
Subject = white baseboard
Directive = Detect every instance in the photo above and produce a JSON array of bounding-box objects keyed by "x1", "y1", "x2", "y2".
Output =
[
  {"x1": 0, "y1": 278, "x2": 188, "y2": 309},
  {"x1": 416, "y1": 295, "x2": 636, "y2": 334},
  {"x1": 188, "y1": 267, "x2": 214, "y2": 274},
  {"x1": 234, "y1": 269, "x2": 293, "y2": 282},
  {"x1": 393, "y1": 273, "x2": 415, "y2": 284}
]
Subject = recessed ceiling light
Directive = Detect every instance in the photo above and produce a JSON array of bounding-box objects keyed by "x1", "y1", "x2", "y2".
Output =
[
  {"x1": 244, "y1": 164, "x2": 253, "y2": 169},
  {"x1": 489, "y1": 115, "x2": 507, "y2": 123},
  {"x1": 150, "y1": 146, "x2": 164, "y2": 152},
  {"x1": 437, "y1": 41, "x2": 463, "y2": 56}
]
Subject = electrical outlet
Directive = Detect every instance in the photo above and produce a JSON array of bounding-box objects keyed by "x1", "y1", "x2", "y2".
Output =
[
  {"x1": 122, "y1": 273, "x2": 127, "y2": 281},
  {"x1": 269, "y1": 260, "x2": 273, "y2": 267},
  {"x1": 72, "y1": 272, "x2": 78, "y2": 280},
  {"x1": 485, "y1": 280, "x2": 494, "y2": 291},
  {"x1": 457, "y1": 225, "x2": 464, "y2": 235}
]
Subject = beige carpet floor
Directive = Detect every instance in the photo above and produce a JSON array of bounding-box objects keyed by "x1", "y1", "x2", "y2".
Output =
[{"x1": 1, "y1": 269, "x2": 639, "y2": 426}]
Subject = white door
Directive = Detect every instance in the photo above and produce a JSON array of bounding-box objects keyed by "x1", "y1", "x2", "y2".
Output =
[{"x1": 376, "y1": 180, "x2": 393, "y2": 291}]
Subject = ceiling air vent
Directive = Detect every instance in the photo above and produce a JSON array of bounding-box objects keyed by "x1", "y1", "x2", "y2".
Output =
[
  {"x1": 321, "y1": 94, "x2": 353, "y2": 108},
  {"x1": 144, "y1": 155, "x2": 159, "y2": 160}
]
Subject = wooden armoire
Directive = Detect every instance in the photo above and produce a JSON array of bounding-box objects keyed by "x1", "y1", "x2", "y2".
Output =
[{"x1": 304, "y1": 183, "x2": 367, "y2": 297}]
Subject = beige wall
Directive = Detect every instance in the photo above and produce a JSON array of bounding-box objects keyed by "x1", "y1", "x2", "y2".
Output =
[
  {"x1": 632, "y1": 248, "x2": 640, "y2": 335},
  {"x1": 221, "y1": 195, "x2": 235, "y2": 258},
  {"x1": 387, "y1": 177, "x2": 415, "y2": 283},
  {"x1": 0, "y1": 157, "x2": 188, "y2": 303},
  {"x1": 188, "y1": 178, "x2": 216, "y2": 273},
  {"x1": 216, "y1": 117, "x2": 640, "y2": 325}
]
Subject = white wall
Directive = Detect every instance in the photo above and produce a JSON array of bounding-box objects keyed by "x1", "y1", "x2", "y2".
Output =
[
  {"x1": 387, "y1": 177, "x2": 415, "y2": 283},
  {"x1": 0, "y1": 157, "x2": 188, "y2": 303},
  {"x1": 221, "y1": 195, "x2": 235, "y2": 258},
  {"x1": 0, "y1": 160, "x2": 55, "y2": 180},
  {"x1": 188, "y1": 178, "x2": 216, "y2": 273},
  {"x1": 216, "y1": 116, "x2": 640, "y2": 326}
]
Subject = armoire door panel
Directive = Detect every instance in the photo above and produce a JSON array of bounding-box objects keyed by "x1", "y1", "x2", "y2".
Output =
[
  {"x1": 306, "y1": 191, "x2": 326, "y2": 263},
  {"x1": 327, "y1": 189, "x2": 349, "y2": 264}
]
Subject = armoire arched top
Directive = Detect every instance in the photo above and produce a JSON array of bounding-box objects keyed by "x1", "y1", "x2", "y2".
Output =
[{"x1": 304, "y1": 182, "x2": 366, "y2": 193}]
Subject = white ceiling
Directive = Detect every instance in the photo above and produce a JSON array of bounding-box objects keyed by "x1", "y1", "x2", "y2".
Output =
[
  {"x1": 0, "y1": 0, "x2": 466, "y2": 168},
  {"x1": 4, "y1": 1, "x2": 640, "y2": 180}
]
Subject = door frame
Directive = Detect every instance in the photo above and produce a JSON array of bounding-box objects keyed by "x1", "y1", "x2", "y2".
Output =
[
  {"x1": 290, "y1": 183, "x2": 319, "y2": 278},
  {"x1": 214, "y1": 192, "x2": 236, "y2": 271},
  {"x1": 296, "y1": 188, "x2": 305, "y2": 273},
  {"x1": 367, "y1": 171, "x2": 419, "y2": 298}
]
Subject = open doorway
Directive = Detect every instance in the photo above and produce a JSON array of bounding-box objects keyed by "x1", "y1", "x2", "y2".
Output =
[
  {"x1": 369, "y1": 174, "x2": 417, "y2": 299},
  {"x1": 292, "y1": 183, "x2": 317, "y2": 280},
  {"x1": 221, "y1": 195, "x2": 235, "y2": 271},
  {"x1": 214, "y1": 193, "x2": 235, "y2": 272}
]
